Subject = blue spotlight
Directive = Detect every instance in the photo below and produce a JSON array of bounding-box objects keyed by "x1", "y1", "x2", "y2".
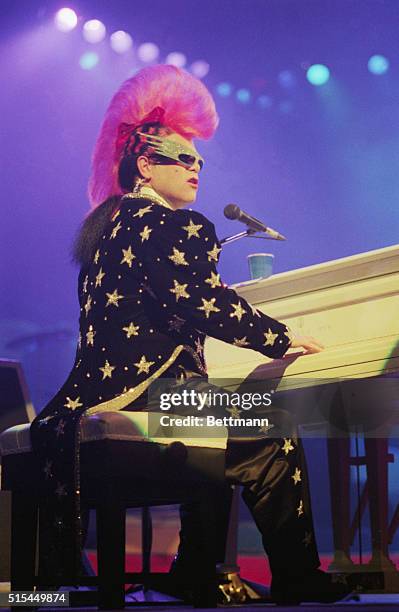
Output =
[
  {"x1": 236, "y1": 88, "x2": 251, "y2": 103},
  {"x1": 278, "y1": 70, "x2": 296, "y2": 88},
  {"x1": 279, "y1": 100, "x2": 294, "y2": 114},
  {"x1": 368, "y1": 54, "x2": 389, "y2": 75},
  {"x1": 257, "y1": 95, "x2": 272, "y2": 109},
  {"x1": 306, "y1": 64, "x2": 330, "y2": 86},
  {"x1": 79, "y1": 52, "x2": 99, "y2": 70},
  {"x1": 216, "y1": 82, "x2": 232, "y2": 97}
]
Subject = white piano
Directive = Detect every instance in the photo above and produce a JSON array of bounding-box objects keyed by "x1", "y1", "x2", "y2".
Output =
[{"x1": 205, "y1": 244, "x2": 399, "y2": 587}]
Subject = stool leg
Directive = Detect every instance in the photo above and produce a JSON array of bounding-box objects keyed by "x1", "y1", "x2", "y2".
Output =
[
  {"x1": 141, "y1": 507, "x2": 152, "y2": 586},
  {"x1": 96, "y1": 501, "x2": 126, "y2": 609},
  {"x1": 192, "y1": 490, "x2": 218, "y2": 608},
  {"x1": 11, "y1": 491, "x2": 37, "y2": 591}
]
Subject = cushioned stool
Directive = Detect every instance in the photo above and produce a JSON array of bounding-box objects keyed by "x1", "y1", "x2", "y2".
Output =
[{"x1": 0, "y1": 411, "x2": 228, "y2": 609}]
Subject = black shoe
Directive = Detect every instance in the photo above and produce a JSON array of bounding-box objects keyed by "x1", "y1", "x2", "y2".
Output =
[{"x1": 271, "y1": 569, "x2": 354, "y2": 605}]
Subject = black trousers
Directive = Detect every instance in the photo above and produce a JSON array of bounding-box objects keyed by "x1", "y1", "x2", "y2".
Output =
[
  {"x1": 149, "y1": 363, "x2": 321, "y2": 578},
  {"x1": 229, "y1": 435, "x2": 320, "y2": 575},
  {"x1": 174, "y1": 434, "x2": 320, "y2": 578}
]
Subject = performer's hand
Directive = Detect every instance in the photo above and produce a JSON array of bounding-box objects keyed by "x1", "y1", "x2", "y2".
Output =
[{"x1": 290, "y1": 334, "x2": 324, "y2": 354}]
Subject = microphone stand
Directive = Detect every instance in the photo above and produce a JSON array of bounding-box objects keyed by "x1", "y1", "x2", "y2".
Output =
[{"x1": 220, "y1": 229, "x2": 282, "y2": 246}]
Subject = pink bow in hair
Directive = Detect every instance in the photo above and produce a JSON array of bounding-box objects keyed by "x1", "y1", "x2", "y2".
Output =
[{"x1": 115, "y1": 106, "x2": 165, "y2": 154}]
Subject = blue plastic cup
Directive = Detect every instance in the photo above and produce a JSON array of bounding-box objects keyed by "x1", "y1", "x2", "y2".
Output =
[{"x1": 247, "y1": 253, "x2": 274, "y2": 280}]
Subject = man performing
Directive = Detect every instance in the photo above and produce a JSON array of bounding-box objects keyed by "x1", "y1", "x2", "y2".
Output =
[{"x1": 31, "y1": 64, "x2": 350, "y2": 604}]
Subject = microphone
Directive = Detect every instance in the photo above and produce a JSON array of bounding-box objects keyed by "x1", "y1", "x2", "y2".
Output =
[{"x1": 224, "y1": 204, "x2": 286, "y2": 241}]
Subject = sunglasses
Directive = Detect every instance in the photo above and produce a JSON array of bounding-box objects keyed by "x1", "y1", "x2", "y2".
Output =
[{"x1": 137, "y1": 132, "x2": 204, "y2": 170}]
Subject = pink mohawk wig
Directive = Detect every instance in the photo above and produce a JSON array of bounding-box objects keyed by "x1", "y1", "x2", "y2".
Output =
[{"x1": 88, "y1": 65, "x2": 219, "y2": 208}]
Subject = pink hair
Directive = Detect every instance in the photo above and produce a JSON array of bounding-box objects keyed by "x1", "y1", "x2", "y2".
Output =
[{"x1": 88, "y1": 65, "x2": 219, "y2": 208}]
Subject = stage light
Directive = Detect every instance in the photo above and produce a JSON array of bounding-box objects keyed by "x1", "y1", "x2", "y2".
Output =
[
  {"x1": 368, "y1": 54, "x2": 389, "y2": 75},
  {"x1": 110, "y1": 31, "x2": 133, "y2": 54},
  {"x1": 79, "y1": 51, "x2": 99, "y2": 70},
  {"x1": 279, "y1": 100, "x2": 294, "y2": 113},
  {"x1": 166, "y1": 52, "x2": 187, "y2": 67},
  {"x1": 278, "y1": 70, "x2": 296, "y2": 88},
  {"x1": 257, "y1": 95, "x2": 273, "y2": 109},
  {"x1": 191, "y1": 61, "x2": 210, "y2": 78},
  {"x1": 83, "y1": 19, "x2": 106, "y2": 44},
  {"x1": 54, "y1": 8, "x2": 78, "y2": 32},
  {"x1": 306, "y1": 64, "x2": 330, "y2": 86},
  {"x1": 236, "y1": 89, "x2": 251, "y2": 103},
  {"x1": 138, "y1": 43, "x2": 160, "y2": 62},
  {"x1": 216, "y1": 82, "x2": 232, "y2": 97}
]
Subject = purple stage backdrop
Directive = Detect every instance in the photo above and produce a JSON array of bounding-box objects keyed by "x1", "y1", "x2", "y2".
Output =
[{"x1": 1, "y1": 0, "x2": 399, "y2": 555}]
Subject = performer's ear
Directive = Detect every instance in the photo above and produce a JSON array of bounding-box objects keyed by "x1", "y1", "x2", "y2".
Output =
[{"x1": 136, "y1": 155, "x2": 153, "y2": 180}]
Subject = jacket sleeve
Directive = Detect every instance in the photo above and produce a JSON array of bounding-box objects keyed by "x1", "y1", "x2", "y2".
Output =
[{"x1": 143, "y1": 208, "x2": 292, "y2": 359}]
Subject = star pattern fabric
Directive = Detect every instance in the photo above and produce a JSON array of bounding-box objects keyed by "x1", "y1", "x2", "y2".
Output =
[
  {"x1": 123, "y1": 322, "x2": 140, "y2": 338},
  {"x1": 282, "y1": 438, "x2": 295, "y2": 455},
  {"x1": 140, "y1": 225, "x2": 152, "y2": 242},
  {"x1": 95, "y1": 268, "x2": 105, "y2": 287},
  {"x1": 292, "y1": 467, "x2": 302, "y2": 485},
  {"x1": 64, "y1": 397, "x2": 83, "y2": 410},
  {"x1": 86, "y1": 325, "x2": 95, "y2": 346},
  {"x1": 120, "y1": 246, "x2": 136, "y2": 268},
  {"x1": 134, "y1": 355, "x2": 155, "y2": 374},
  {"x1": 99, "y1": 359, "x2": 116, "y2": 380},
  {"x1": 182, "y1": 218, "x2": 203, "y2": 239}
]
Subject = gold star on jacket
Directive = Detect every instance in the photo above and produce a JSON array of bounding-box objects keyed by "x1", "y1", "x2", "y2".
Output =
[
  {"x1": 134, "y1": 355, "x2": 155, "y2": 375},
  {"x1": 123, "y1": 322, "x2": 140, "y2": 338},
  {"x1": 170, "y1": 279, "x2": 190, "y2": 301},
  {"x1": 120, "y1": 246, "x2": 136, "y2": 268},
  {"x1": 95, "y1": 268, "x2": 105, "y2": 287},
  {"x1": 282, "y1": 438, "x2": 295, "y2": 455},
  {"x1": 83, "y1": 295, "x2": 92, "y2": 317},
  {"x1": 207, "y1": 243, "x2": 222, "y2": 262},
  {"x1": 64, "y1": 397, "x2": 83, "y2": 410},
  {"x1": 99, "y1": 359, "x2": 116, "y2": 380},
  {"x1": 233, "y1": 336, "x2": 250, "y2": 347},
  {"x1": 140, "y1": 225, "x2": 153, "y2": 242},
  {"x1": 264, "y1": 328, "x2": 279, "y2": 347},
  {"x1": 86, "y1": 325, "x2": 96, "y2": 346},
  {"x1": 197, "y1": 297, "x2": 220, "y2": 318},
  {"x1": 230, "y1": 301, "x2": 246, "y2": 322},
  {"x1": 205, "y1": 271, "x2": 221, "y2": 288},
  {"x1": 292, "y1": 467, "x2": 302, "y2": 485},
  {"x1": 106, "y1": 289, "x2": 124, "y2": 307},
  {"x1": 110, "y1": 220, "x2": 122, "y2": 239},
  {"x1": 37, "y1": 191, "x2": 292, "y2": 415},
  {"x1": 169, "y1": 247, "x2": 189, "y2": 266},
  {"x1": 182, "y1": 218, "x2": 203, "y2": 239}
]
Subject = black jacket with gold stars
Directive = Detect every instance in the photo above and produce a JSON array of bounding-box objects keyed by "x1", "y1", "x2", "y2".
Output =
[
  {"x1": 43, "y1": 191, "x2": 292, "y2": 417},
  {"x1": 30, "y1": 189, "x2": 293, "y2": 578}
]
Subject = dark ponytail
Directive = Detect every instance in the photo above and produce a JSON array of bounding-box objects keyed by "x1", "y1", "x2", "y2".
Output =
[{"x1": 71, "y1": 196, "x2": 121, "y2": 267}]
